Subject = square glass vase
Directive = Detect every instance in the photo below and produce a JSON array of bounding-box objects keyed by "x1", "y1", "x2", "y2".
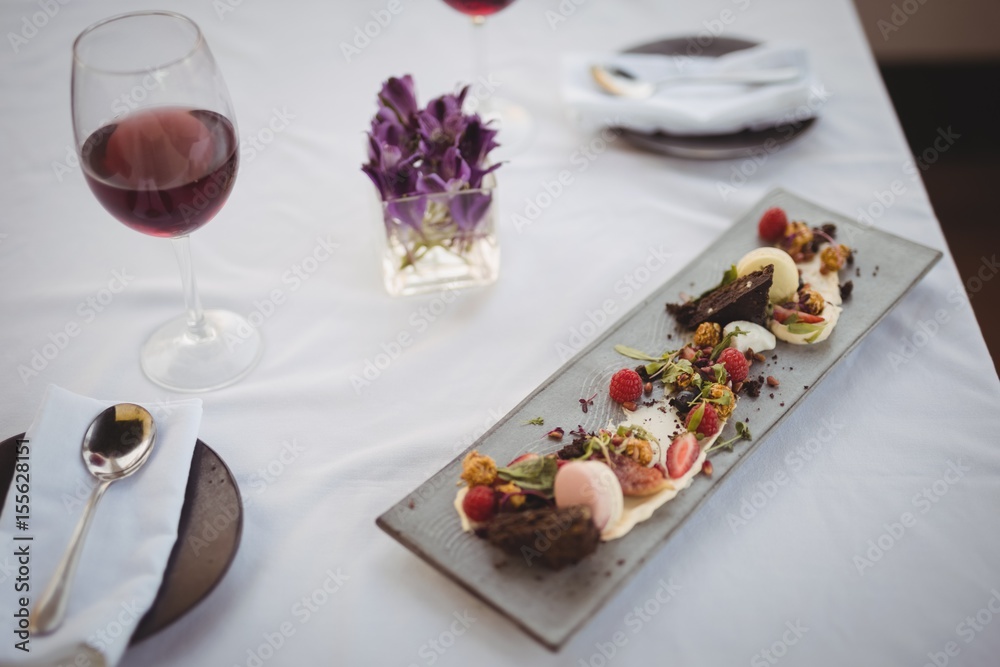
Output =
[{"x1": 379, "y1": 177, "x2": 500, "y2": 297}]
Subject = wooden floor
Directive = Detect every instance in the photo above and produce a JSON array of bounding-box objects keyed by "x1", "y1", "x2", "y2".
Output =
[{"x1": 880, "y1": 62, "x2": 1000, "y2": 372}]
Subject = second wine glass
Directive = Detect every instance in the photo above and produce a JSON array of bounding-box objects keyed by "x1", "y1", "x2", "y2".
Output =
[{"x1": 442, "y1": 0, "x2": 533, "y2": 153}]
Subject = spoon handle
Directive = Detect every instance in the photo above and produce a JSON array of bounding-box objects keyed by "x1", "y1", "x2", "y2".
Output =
[{"x1": 29, "y1": 479, "x2": 111, "y2": 636}]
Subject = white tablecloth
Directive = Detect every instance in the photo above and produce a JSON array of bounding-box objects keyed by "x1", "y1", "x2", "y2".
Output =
[{"x1": 1, "y1": 1, "x2": 998, "y2": 666}]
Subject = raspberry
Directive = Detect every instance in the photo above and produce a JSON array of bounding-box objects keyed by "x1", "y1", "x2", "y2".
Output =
[
  {"x1": 609, "y1": 369, "x2": 644, "y2": 404},
  {"x1": 462, "y1": 485, "x2": 496, "y2": 523},
  {"x1": 685, "y1": 402, "x2": 720, "y2": 437},
  {"x1": 758, "y1": 207, "x2": 788, "y2": 242},
  {"x1": 716, "y1": 347, "x2": 749, "y2": 383}
]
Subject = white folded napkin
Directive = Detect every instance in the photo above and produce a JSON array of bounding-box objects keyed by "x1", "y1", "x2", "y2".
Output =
[
  {"x1": 0, "y1": 386, "x2": 202, "y2": 666},
  {"x1": 560, "y1": 44, "x2": 821, "y2": 136}
]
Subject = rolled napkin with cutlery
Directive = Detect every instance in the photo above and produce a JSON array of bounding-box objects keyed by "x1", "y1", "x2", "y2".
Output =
[
  {"x1": 0, "y1": 386, "x2": 202, "y2": 666},
  {"x1": 560, "y1": 43, "x2": 823, "y2": 136}
]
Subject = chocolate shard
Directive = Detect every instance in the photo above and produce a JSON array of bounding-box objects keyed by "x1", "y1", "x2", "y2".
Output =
[
  {"x1": 667, "y1": 264, "x2": 774, "y2": 330},
  {"x1": 486, "y1": 505, "x2": 600, "y2": 570}
]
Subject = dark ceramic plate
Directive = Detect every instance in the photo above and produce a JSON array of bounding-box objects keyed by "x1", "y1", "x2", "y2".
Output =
[
  {"x1": 376, "y1": 188, "x2": 942, "y2": 650},
  {"x1": 617, "y1": 36, "x2": 817, "y2": 159},
  {"x1": 0, "y1": 436, "x2": 242, "y2": 643}
]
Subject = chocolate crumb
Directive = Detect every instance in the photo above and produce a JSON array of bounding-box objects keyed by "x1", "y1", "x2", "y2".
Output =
[
  {"x1": 407, "y1": 499, "x2": 415, "y2": 509},
  {"x1": 772, "y1": 354, "x2": 778, "y2": 360},
  {"x1": 841, "y1": 280, "x2": 854, "y2": 299},
  {"x1": 780, "y1": 402, "x2": 785, "y2": 407},
  {"x1": 769, "y1": 393, "x2": 775, "y2": 399},
  {"x1": 617, "y1": 559, "x2": 625, "y2": 566},
  {"x1": 855, "y1": 267, "x2": 861, "y2": 277},
  {"x1": 804, "y1": 385, "x2": 809, "y2": 390}
]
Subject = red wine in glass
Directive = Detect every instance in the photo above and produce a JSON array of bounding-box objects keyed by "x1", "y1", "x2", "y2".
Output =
[
  {"x1": 443, "y1": 0, "x2": 516, "y2": 17},
  {"x1": 81, "y1": 107, "x2": 238, "y2": 238}
]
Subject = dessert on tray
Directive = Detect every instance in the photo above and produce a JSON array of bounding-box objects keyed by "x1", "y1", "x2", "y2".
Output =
[{"x1": 454, "y1": 206, "x2": 853, "y2": 569}]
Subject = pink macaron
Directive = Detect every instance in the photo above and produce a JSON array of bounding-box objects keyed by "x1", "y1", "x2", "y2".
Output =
[{"x1": 554, "y1": 460, "x2": 624, "y2": 532}]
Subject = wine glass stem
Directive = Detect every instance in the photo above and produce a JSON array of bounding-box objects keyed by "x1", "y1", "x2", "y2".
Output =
[
  {"x1": 472, "y1": 15, "x2": 487, "y2": 104},
  {"x1": 171, "y1": 235, "x2": 210, "y2": 340}
]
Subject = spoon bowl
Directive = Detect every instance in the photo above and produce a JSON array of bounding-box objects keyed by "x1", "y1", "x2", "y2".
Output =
[
  {"x1": 82, "y1": 403, "x2": 156, "y2": 478},
  {"x1": 29, "y1": 403, "x2": 156, "y2": 636}
]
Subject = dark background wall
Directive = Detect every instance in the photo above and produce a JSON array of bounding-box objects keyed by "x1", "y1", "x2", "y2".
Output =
[{"x1": 853, "y1": 0, "x2": 1000, "y2": 369}]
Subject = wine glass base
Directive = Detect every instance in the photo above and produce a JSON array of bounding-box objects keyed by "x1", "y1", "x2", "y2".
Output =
[{"x1": 140, "y1": 310, "x2": 263, "y2": 393}]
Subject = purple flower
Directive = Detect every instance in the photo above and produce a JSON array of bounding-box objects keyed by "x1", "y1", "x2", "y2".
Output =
[
  {"x1": 449, "y1": 192, "x2": 492, "y2": 231},
  {"x1": 385, "y1": 196, "x2": 428, "y2": 231},
  {"x1": 417, "y1": 147, "x2": 471, "y2": 194},
  {"x1": 416, "y1": 87, "x2": 470, "y2": 156},
  {"x1": 377, "y1": 75, "x2": 419, "y2": 127},
  {"x1": 458, "y1": 118, "x2": 501, "y2": 188},
  {"x1": 362, "y1": 134, "x2": 418, "y2": 200},
  {"x1": 362, "y1": 75, "x2": 501, "y2": 231}
]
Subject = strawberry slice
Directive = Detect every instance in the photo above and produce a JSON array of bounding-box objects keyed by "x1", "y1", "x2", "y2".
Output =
[
  {"x1": 507, "y1": 453, "x2": 539, "y2": 466},
  {"x1": 772, "y1": 304, "x2": 825, "y2": 324},
  {"x1": 666, "y1": 433, "x2": 701, "y2": 479}
]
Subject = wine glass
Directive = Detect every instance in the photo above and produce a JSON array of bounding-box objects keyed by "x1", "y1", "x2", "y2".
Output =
[
  {"x1": 441, "y1": 0, "x2": 533, "y2": 153},
  {"x1": 72, "y1": 11, "x2": 262, "y2": 392}
]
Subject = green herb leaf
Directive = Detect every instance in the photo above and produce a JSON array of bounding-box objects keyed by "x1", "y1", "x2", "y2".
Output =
[
  {"x1": 710, "y1": 326, "x2": 747, "y2": 360},
  {"x1": 616, "y1": 424, "x2": 657, "y2": 443},
  {"x1": 645, "y1": 361, "x2": 667, "y2": 378},
  {"x1": 712, "y1": 363, "x2": 728, "y2": 385},
  {"x1": 706, "y1": 420, "x2": 753, "y2": 454},
  {"x1": 614, "y1": 345, "x2": 661, "y2": 362},
  {"x1": 787, "y1": 322, "x2": 826, "y2": 335},
  {"x1": 497, "y1": 456, "x2": 558, "y2": 494},
  {"x1": 697, "y1": 264, "x2": 739, "y2": 299},
  {"x1": 524, "y1": 417, "x2": 544, "y2": 426},
  {"x1": 687, "y1": 402, "x2": 706, "y2": 433},
  {"x1": 662, "y1": 359, "x2": 696, "y2": 386}
]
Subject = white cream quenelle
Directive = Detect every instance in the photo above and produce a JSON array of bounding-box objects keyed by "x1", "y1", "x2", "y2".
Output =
[{"x1": 735, "y1": 246, "x2": 845, "y2": 345}]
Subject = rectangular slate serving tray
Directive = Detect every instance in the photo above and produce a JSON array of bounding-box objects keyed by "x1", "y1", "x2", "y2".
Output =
[{"x1": 376, "y1": 188, "x2": 942, "y2": 650}]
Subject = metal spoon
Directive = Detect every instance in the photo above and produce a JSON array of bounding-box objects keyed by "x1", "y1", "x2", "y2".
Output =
[
  {"x1": 591, "y1": 63, "x2": 801, "y2": 99},
  {"x1": 29, "y1": 404, "x2": 156, "y2": 636}
]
